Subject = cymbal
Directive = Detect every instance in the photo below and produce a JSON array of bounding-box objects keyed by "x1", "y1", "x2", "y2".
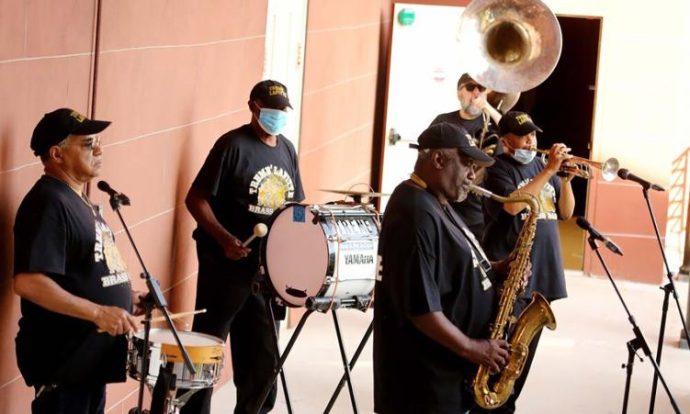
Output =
[{"x1": 319, "y1": 189, "x2": 389, "y2": 198}]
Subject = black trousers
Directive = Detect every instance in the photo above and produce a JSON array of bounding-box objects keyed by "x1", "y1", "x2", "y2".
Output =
[
  {"x1": 180, "y1": 247, "x2": 279, "y2": 414},
  {"x1": 471, "y1": 297, "x2": 545, "y2": 414},
  {"x1": 31, "y1": 383, "x2": 106, "y2": 414}
]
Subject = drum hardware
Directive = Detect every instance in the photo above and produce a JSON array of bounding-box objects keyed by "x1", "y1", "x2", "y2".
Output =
[
  {"x1": 254, "y1": 296, "x2": 373, "y2": 414},
  {"x1": 262, "y1": 203, "x2": 379, "y2": 308},
  {"x1": 97, "y1": 182, "x2": 196, "y2": 414},
  {"x1": 252, "y1": 203, "x2": 381, "y2": 413},
  {"x1": 319, "y1": 188, "x2": 389, "y2": 203}
]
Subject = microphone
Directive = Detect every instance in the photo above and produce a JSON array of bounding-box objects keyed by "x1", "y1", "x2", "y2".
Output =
[
  {"x1": 241, "y1": 223, "x2": 268, "y2": 247},
  {"x1": 96, "y1": 181, "x2": 131, "y2": 206},
  {"x1": 575, "y1": 217, "x2": 624, "y2": 256},
  {"x1": 617, "y1": 168, "x2": 665, "y2": 191}
]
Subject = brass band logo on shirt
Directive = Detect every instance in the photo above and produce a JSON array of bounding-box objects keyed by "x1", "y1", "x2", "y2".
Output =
[
  {"x1": 94, "y1": 216, "x2": 131, "y2": 288},
  {"x1": 517, "y1": 178, "x2": 558, "y2": 221},
  {"x1": 248, "y1": 164, "x2": 296, "y2": 216}
]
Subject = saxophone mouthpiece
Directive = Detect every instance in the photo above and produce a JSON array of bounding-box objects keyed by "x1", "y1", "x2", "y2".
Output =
[{"x1": 468, "y1": 184, "x2": 494, "y2": 199}]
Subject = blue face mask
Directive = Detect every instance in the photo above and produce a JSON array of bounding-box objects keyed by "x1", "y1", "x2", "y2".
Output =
[
  {"x1": 257, "y1": 108, "x2": 288, "y2": 136},
  {"x1": 511, "y1": 148, "x2": 536, "y2": 164}
]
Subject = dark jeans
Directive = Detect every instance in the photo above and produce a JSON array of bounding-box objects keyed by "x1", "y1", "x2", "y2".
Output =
[
  {"x1": 180, "y1": 247, "x2": 279, "y2": 414},
  {"x1": 31, "y1": 383, "x2": 106, "y2": 414}
]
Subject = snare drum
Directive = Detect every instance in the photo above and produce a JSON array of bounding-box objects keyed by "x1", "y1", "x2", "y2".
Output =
[
  {"x1": 128, "y1": 329, "x2": 224, "y2": 389},
  {"x1": 262, "y1": 203, "x2": 380, "y2": 307}
]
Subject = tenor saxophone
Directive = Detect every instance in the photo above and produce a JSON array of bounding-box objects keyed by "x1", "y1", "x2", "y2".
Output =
[{"x1": 469, "y1": 184, "x2": 557, "y2": 409}]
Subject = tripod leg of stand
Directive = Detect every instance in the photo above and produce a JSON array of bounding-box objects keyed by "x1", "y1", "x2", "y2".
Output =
[
  {"x1": 267, "y1": 301, "x2": 293, "y2": 414},
  {"x1": 649, "y1": 284, "x2": 672, "y2": 414},
  {"x1": 252, "y1": 308, "x2": 314, "y2": 414},
  {"x1": 622, "y1": 340, "x2": 637, "y2": 414},
  {"x1": 324, "y1": 320, "x2": 373, "y2": 414},
  {"x1": 331, "y1": 310, "x2": 359, "y2": 414}
]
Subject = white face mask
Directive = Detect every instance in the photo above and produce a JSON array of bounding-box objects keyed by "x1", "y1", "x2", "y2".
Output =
[{"x1": 511, "y1": 148, "x2": 536, "y2": 164}]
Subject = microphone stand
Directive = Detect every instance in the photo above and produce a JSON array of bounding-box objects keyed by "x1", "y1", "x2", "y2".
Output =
[
  {"x1": 586, "y1": 236, "x2": 681, "y2": 414},
  {"x1": 104, "y1": 193, "x2": 196, "y2": 414},
  {"x1": 639, "y1": 187, "x2": 690, "y2": 413}
]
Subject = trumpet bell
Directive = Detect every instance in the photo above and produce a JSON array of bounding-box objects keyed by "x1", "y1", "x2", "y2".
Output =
[
  {"x1": 601, "y1": 157, "x2": 620, "y2": 182},
  {"x1": 458, "y1": 0, "x2": 563, "y2": 93}
]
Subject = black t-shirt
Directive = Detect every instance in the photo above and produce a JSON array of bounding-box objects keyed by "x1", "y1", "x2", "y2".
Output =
[
  {"x1": 14, "y1": 175, "x2": 132, "y2": 386},
  {"x1": 373, "y1": 182, "x2": 498, "y2": 414},
  {"x1": 482, "y1": 154, "x2": 568, "y2": 301},
  {"x1": 190, "y1": 124, "x2": 305, "y2": 278},
  {"x1": 430, "y1": 111, "x2": 499, "y2": 241}
]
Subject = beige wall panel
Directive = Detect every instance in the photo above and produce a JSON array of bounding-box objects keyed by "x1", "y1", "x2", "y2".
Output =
[
  {"x1": 99, "y1": 0, "x2": 267, "y2": 50},
  {"x1": 0, "y1": 376, "x2": 33, "y2": 413},
  {"x1": 0, "y1": 58, "x2": 94, "y2": 170},
  {"x1": 303, "y1": 26, "x2": 379, "y2": 92},
  {"x1": 300, "y1": 129, "x2": 374, "y2": 203},
  {"x1": 94, "y1": 40, "x2": 264, "y2": 145},
  {"x1": 23, "y1": 0, "x2": 95, "y2": 57},
  {"x1": 0, "y1": 0, "x2": 27, "y2": 59},
  {"x1": 300, "y1": 75, "x2": 377, "y2": 155},
  {"x1": 307, "y1": 0, "x2": 380, "y2": 31}
]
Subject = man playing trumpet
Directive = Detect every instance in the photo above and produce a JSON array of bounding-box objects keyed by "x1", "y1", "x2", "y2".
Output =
[{"x1": 478, "y1": 111, "x2": 575, "y2": 413}]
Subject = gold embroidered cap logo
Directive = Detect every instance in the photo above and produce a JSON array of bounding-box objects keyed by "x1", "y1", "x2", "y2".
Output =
[
  {"x1": 70, "y1": 110, "x2": 86, "y2": 123},
  {"x1": 514, "y1": 113, "x2": 532, "y2": 125},
  {"x1": 268, "y1": 85, "x2": 287, "y2": 98}
]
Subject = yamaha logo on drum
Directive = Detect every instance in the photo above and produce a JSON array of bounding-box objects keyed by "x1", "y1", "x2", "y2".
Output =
[{"x1": 344, "y1": 253, "x2": 375, "y2": 265}]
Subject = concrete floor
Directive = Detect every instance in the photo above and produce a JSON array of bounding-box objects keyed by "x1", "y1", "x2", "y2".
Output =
[{"x1": 210, "y1": 271, "x2": 690, "y2": 413}]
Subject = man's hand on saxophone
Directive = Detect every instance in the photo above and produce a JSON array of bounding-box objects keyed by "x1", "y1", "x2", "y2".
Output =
[{"x1": 492, "y1": 252, "x2": 532, "y2": 290}]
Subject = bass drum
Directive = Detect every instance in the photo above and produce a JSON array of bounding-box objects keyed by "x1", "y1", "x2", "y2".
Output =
[{"x1": 262, "y1": 203, "x2": 380, "y2": 308}]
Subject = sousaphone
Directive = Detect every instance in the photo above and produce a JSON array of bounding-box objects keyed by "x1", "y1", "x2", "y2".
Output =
[{"x1": 458, "y1": 0, "x2": 563, "y2": 93}]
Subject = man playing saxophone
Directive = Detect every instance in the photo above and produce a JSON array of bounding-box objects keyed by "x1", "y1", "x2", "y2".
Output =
[
  {"x1": 373, "y1": 122, "x2": 527, "y2": 414},
  {"x1": 478, "y1": 111, "x2": 575, "y2": 413}
]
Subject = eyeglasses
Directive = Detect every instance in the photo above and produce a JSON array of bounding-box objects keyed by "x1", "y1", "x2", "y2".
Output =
[
  {"x1": 58, "y1": 135, "x2": 101, "y2": 151},
  {"x1": 463, "y1": 83, "x2": 486, "y2": 93},
  {"x1": 82, "y1": 135, "x2": 101, "y2": 150}
]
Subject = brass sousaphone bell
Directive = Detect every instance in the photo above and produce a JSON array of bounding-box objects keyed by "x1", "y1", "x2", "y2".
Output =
[{"x1": 457, "y1": 0, "x2": 563, "y2": 93}]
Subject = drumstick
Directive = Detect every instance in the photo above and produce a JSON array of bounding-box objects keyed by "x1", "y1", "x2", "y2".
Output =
[
  {"x1": 242, "y1": 223, "x2": 268, "y2": 247},
  {"x1": 96, "y1": 309, "x2": 207, "y2": 333},
  {"x1": 147, "y1": 308, "x2": 207, "y2": 323}
]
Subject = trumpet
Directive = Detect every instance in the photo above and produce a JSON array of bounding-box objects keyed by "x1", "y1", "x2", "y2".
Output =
[{"x1": 530, "y1": 147, "x2": 620, "y2": 181}]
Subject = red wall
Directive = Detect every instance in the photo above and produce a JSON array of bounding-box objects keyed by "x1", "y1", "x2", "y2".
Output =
[
  {"x1": 583, "y1": 177, "x2": 668, "y2": 284},
  {"x1": 0, "y1": 1, "x2": 269, "y2": 412}
]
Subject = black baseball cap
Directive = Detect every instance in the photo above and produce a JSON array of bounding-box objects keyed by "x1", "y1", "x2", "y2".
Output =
[
  {"x1": 498, "y1": 111, "x2": 543, "y2": 136},
  {"x1": 249, "y1": 80, "x2": 292, "y2": 109},
  {"x1": 457, "y1": 73, "x2": 475, "y2": 88},
  {"x1": 31, "y1": 108, "x2": 111, "y2": 156},
  {"x1": 411, "y1": 122, "x2": 494, "y2": 167}
]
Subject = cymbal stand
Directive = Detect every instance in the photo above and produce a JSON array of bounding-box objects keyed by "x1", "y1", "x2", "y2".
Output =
[
  {"x1": 586, "y1": 236, "x2": 681, "y2": 414},
  {"x1": 639, "y1": 188, "x2": 690, "y2": 413},
  {"x1": 102, "y1": 191, "x2": 195, "y2": 414}
]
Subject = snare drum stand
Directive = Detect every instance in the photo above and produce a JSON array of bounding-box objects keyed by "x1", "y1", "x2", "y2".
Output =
[
  {"x1": 99, "y1": 187, "x2": 196, "y2": 414},
  {"x1": 254, "y1": 294, "x2": 373, "y2": 414}
]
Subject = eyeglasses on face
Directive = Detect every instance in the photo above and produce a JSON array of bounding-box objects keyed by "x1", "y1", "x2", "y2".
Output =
[
  {"x1": 463, "y1": 83, "x2": 487, "y2": 93},
  {"x1": 58, "y1": 135, "x2": 101, "y2": 151}
]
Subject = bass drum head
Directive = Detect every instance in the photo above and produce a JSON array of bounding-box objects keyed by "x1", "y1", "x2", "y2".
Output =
[{"x1": 264, "y1": 205, "x2": 329, "y2": 306}]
